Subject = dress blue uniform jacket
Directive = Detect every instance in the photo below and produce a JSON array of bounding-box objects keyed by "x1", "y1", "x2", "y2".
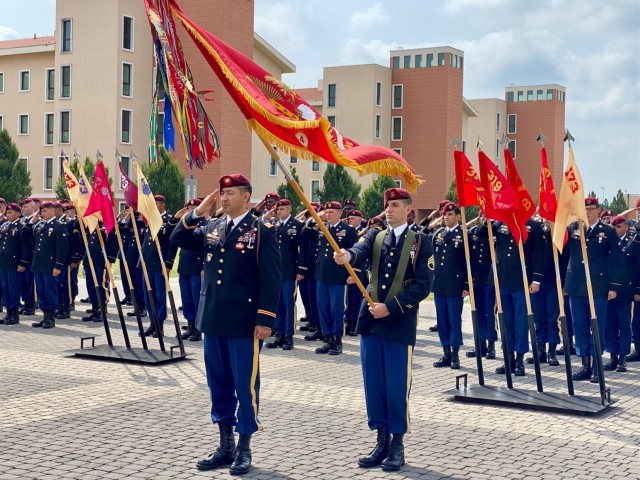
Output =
[
  {"x1": 140, "y1": 211, "x2": 178, "y2": 272},
  {"x1": 611, "y1": 233, "x2": 639, "y2": 302},
  {"x1": 0, "y1": 220, "x2": 29, "y2": 270},
  {"x1": 62, "y1": 217, "x2": 84, "y2": 265},
  {"x1": 29, "y1": 218, "x2": 69, "y2": 273},
  {"x1": 469, "y1": 225, "x2": 492, "y2": 287},
  {"x1": 84, "y1": 225, "x2": 119, "y2": 269},
  {"x1": 299, "y1": 219, "x2": 318, "y2": 278},
  {"x1": 308, "y1": 221, "x2": 358, "y2": 285},
  {"x1": 540, "y1": 225, "x2": 569, "y2": 290},
  {"x1": 19, "y1": 215, "x2": 35, "y2": 265},
  {"x1": 170, "y1": 210, "x2": 282, "y2": 337},
  {"x1": 275, "y1": 216, "x2": 306, "y2": 281},
  {"x1": 431, "y1": 225, "x2": 469, "y2": 296},
  {"x1": 565, "y1": 220, "x2": 621, "y2": 298},
  {"x1": 349, "y1": 227, "x2": 432, "y2": 345}
]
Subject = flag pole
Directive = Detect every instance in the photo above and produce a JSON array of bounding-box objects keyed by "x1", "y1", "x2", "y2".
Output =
[
  {"x1": 94, "y1": 228, "x2": 131, "y2": 349},
  {"x1": 113, "y1": 216, "x2": 148, "y2": 349},
  {"x1": 257, "y1": 135, "x2": 375, "y2": 307},
  {"x1": 129, "y1": 207, "x2": 165, "y2": 352},
  {"x1": 153, "y1": 237, "x2": 186, "y2": 357}
]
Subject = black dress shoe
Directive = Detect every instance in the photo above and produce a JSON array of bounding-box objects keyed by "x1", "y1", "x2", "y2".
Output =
[
  {"x1": 196, "y1": 424, "x2": 235, "y2": 471},
  {"x1": 152, "y1": 328, "x2": 164, "y2": 338},
  {"x1": 616, "y1": 357, "x2": 628, "y2": 372},
  {"x1": 80, "y1": 297, "x2": 90, "y2": 304},
  {"x1": 603, "y1": 354, "x2": 619, "y2": 371},
  {"x1": 142, "y1": 325, "x2": 156, "y2": 337},
  {"x1": 304, "y1": 330, "x2": 324, "y2": 341},
  {"x1": 627, "y1": 343, "x2": 640, "y2": 362},
  {"x1": 229, "y1": 434, "x2": 252, "y2": 475},
  {"x1": 486, "y1": 341, "x2": 496, "y2": 360},
  {"x1": 381, "y1": 434, "x2": 405, "y2": 472},
  {"x1": 450, "y1": 346, "x2": 461, "y2": 369},
  {"x1": 358, "y1": 428, "x2": 389, "y2": 468},
  {"x1": 315, "y1": 336, "x2": 334, "y2": 354},
  {"x1": 32, "y1": 317, "x2": 46, "y2": 328},
  {"x1": 433, "y1": 346, "x2": 451, "y2": 368},
  {"x1": 82, "y1": 312, "x2": 100, "y2": 322},
  {"x1": 189, "y1": 329, "x2": 202, "y2": 342},
  {"x1": 514, "y1": 353, "x2": 525, "y2": 376},
  {"x1": 282, "y1": 335, "x2": 294, "y2": 350},
  {"x1": 266, "y1": 334, "x2": 285, "y2": 349},
  {"x1": 328, "y1": 337, "x2": 342, "y2": 355},
  {"x1": 428, "y1": 323, "x2": 438, "y2": 332},
  {"x1": 299, "y1": 323, "x2": 312, "y2": 331},
  {"x1": 573, "y1": 356, "x2": 592, "y2": 381},
  {"x1": 181, "y1": 323, "x2": 195, "y2": 340}
]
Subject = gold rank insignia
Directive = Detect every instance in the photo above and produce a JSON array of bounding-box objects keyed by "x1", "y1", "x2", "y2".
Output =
[{"x1": 427, "y1": 255, "x2": 435, "y2": 271}]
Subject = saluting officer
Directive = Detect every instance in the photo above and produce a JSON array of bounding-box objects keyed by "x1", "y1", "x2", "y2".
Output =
[
  {"x1": 140, "y1": 194, "x2": 178, "y2": 338},
  {"x1": 171, "y1": 174, "x2": 281, "y2": 475},
  {"x1": 55, "y1": 203, "x2": 83, "y2": 320},
  {"x1": 334, "y1": 187, "x2": 432, "y2": 472},
  {"x1": 250, "y1": 191, "x2": 279, "y2": 223},
  {"x1": 299, "y1": 202, "x2": 321, "y2": 337},
  {"x1": 345, "y1": 209, "x2": 367, "y2": 337},
  {"x1": 565, "y1": 197, "x2": 621, "y2": 382},
  {"x1": 176, "y1": 198, "x2": 206, "y2": 342},
  {"x1": 28, "y1": 202, "x2": 68, "y2": 329},
  {"x1": 19, "y1": 198, "x2": 38, "y2": 315},
  {"x1": 0, "y1": 203, "x2": 30, "y2": 325},
  {"x1": 432, "y1": 202, "x2": 469, "y2": 369},
  {"x1": 313, "y1": 201, "x2": 358, "y2": 355},
  {"x1": 265, "y1": 198, "x2": 305, "y2": 351}
]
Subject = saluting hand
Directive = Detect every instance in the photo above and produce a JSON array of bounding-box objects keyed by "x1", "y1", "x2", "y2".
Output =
[
  {"x1": 174, "y1": 207, "x2": 189, "y2": 219},
  {"x1": 254, "y1": 325, "x2": 271, "y2": 340},
  {"x1": 196, "y1": 189, "x2": 219, "y2": 216}
]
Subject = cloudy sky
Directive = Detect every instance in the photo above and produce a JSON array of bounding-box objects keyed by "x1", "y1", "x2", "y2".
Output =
[{"x1": 2, "y1": 0, "x2": 639, "y2": 201}]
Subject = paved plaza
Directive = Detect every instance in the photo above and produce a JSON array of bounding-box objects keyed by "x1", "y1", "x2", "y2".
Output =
[{"x1": 1, "y1": 279, "x2": 639, "y2": 480}]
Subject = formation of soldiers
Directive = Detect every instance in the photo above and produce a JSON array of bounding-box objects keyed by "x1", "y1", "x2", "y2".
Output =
[{"x1": 1, "y1": 193, "x2": 639, "y2": 382}]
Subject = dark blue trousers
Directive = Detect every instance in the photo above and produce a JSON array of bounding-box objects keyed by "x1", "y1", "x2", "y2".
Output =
[
  {"x1": 20, "y1": 266, "x2": 36, "y2": 306},
  {"x1": 316, "y1": 281, "x2": 347, "y2": 337},
  {"x1": 274, "y1": 280, "x2": 296, "y2": 335},
  {"x1": 299, "y1": 277, "x2": 318, "y2": 326},
  {"x1": 360, "y1": 334, "x2": 413, "y2": 434},
  {"x1": 632, "y1": 301, "x2": 640, "y2": 344},
  {"x1": 120, "y1": 259, "x2": 131, "y2": 299},
  {"x1": 34, "y1": 273, "x2": 59, "y2": 311},
  {"x1": 569, "y1": 295, "x2": 607, "y2": 357},
  {"x1": 564, "y1": 294, "x2": 574, "y2": 340},
  {"x1": 57, "y1": 265, "x2": 72, "y2": 306},
  {"x1": 204, "y1": 335, "x2": 263, "y2": 434},
  {"x1": 133, "y1": 267, "x2": 145, "y2": 305},
  {"x1": 70, "y1": 266, "x2": 79, "y2": 302},
  {"x1": 86, "y1": 265, "x2": 109, "y2": 307},
  {"x1": 605, "y1": 300, "x2": 632, "y2": 356},
  {"x1": 474, "y1": 284, "x2": 497, "y2": 341},
  {"x1": 179, "y1": 274, "x2": 201, "y2": 323},
  {"x1": 144, "y1": 270, "x2": 167, "y2": 327},
  {"x1": 532, "y1": 288, "x2": 561, "y2": 344},
  {"x1": 346, "y1": 283, "x2": 362, "y2": 324},
  {"x1": 501, "y1": 288, "x2": 529, "y2": 354},
  {"x1": 0, "y1": 270, "x2": 21, "y2": 308},
  {"x1": 434, "y1": 294, "x2": 463, "y2": 347}
]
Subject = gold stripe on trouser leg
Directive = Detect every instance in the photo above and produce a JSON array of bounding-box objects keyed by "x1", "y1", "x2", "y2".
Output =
[
  {"x1": 33, "y1": 279, "x2": 37, "y2": 303},
  {"x1": 250, "y1": 338, "x2": 263, "y2": 431},
  {"x1": 102, "y1": 269, "x2": 110, "y2": 303},
  {"x1": 342, "y1": 285, "x2": 347, "y2": 337},
  {"x1": 405, "y1": 345, "x2": 413, "y2": 433},
  {"x1": 293, "y1": 280, "x2": 298, "y2": 332},
  {"x1": 67, "y1": 267, "x2": 72, "y2": 304}
]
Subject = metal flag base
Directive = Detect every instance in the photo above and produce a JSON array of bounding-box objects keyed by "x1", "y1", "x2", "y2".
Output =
[
  {"x1": 447, "y1": 375, "x2": 614, "y2": 415},
  {"x1": 68, "y1": 337, "x2": 187, "y2": 365}
]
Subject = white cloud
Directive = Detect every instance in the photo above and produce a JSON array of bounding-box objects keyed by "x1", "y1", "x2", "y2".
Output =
[
  {"x1": 349, "y1": 2, "x2": 388, "y2": 31},
  {"x1": 0, "y1": 25, "x2": 19, "y2": 41},
  {"x1": 340, "y1": 38, "x2": 397, "y2": 66},
  {"x1": 254, "y1": 2, "x2": 314, "y2": 53}
]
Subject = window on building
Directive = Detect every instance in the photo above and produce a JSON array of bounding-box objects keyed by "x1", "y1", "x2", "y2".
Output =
[
  {"x1": 0, "y1": 115, "x2": 3, "y2": 131},
  {"x1": 507, "y1": 114, "x2": 517, "y2": 134},
  {"x1": 18, "y1": 157, "x2": 27, "y2": 171},
  {"x1": 121, "y1": 109, "x2": 132, "y2": 143},
  {"x1": 537, "y1": 89, "x2": 543, "y2": 101},
  {"x1": 391, "y1": 116, "x2": 402, "y2": 141},
  {"x1": 558, "y1": 90, "x2": 564, "y2": 102},
  {"x1": 508, "y1": 140, "x2": 516, "y2": 159},
  {"x1": 375, "y1": 115, "x2": 381, "y2": 139},
  {"x1": 60, "y1": 65, "x2": 71, "y2": 98},
  {"x1": 392, "y1": 56, "x2": 399, "y2": 69},
  {"x1": 120, "y1": 156, "x2": 131, "y2": 190},
  {"x1": 495, "y1": 139, "x2": 500, "y2": 158},
  {"x1": 450, "y1": 53, "x2": 454, "y2": 67},
  {"x1": 496, "y1": 113, "x2": 501, "y2": 132},
  {"x1": 438, "y1": 52, "x2": 445, "y2": 66},
  {"x1": 156, "y1": 112, "x2": 164, "y2": 148},
  {"x1": 45, "y1": 113, "x2": 54, "y2": 145},
  {"x1": 392, "y1": 84, "x2": 403, "y2": 109},
  {"x1": 44, "y1": 157, "x2": 53, "y2": 189},
  {"x1": 394, "y1": 180, "x2": 402, "y2": 188},
  {"x1": 327, "y1": 115, "x2": 336, "y2": 127},
  {"x1": 46, "y1": 69, "x2": 55, "y2": 101},
  {"x1": 459, "y1": 56, "x2": 463, "y2": 69},
  {"x1": 403, "y1": 56, "x2": 411, "y2": 68},
  {"x1": 392, "y1": 148, "x2": 402, "y2": 156},
  {"x1": 311, "y1": 180, "x2": 320, "y2": 202},
  {"x1": 462, "y1": 140, "x2": 467, "y2": 153},
  {"x1": 18, "y1": 114, "x2": 29, "y2": 135},
  {"x1": 327, "y1": 83, "x2": 336, "y2": 107},
  {"x1": 61, "y1": 19, "x2": 72, "y2": 52},
  {"x1": 122, "y1": 63, "x2": 132, "y2": 97},
  {"x1": 415, "y1": 55, "x2": 422, "y2": 67},
  {"x1": 375, "y1": 82, "x2": 382, "y2": 106},
  {"x1": 269, "y1": 156, "x2": 277, "y2": 176},
  {"x1": 426, "y1": 53, "x2": 434, "y2": 67},
  {"x1": 517, "y1": 91, "x2": 523, "y2": 102},
  {"x1": 527, "y1": 90, "x2": 533, "y2": 101},
  {"x1": 290, "y1": 155, "x2": 298, "y2": 164},
  {"x1": 0, "y1": 72, "x2": 4, "y2": 93},
  {"x1": 19, "y1": 70, "x2": 30, "y2": 91},
  {"x1": 60, "y1": 111, "x2": 70, "y2": 143},
  {"x1": 123, "y1": 16, "x2": 134, "y2": 51},
  {"x1": 507, "y1": 91, "x2": 514, "y2": 102},
  {"x1": 311, "y1": 160, "x2": 320, "y2": 172},
  {"x1": 58, "y1": 155, "x2": 66, "y2": 179},
  {"x1": 547, "y1": 89, "x2": 553, "y2": 100}
]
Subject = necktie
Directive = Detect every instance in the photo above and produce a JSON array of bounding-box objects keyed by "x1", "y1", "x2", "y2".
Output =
[
  {"x1": 225, "y1": 220, "x2": 234, "y2": 236},
  {"x1": 390, "y1": 230, "x2": 397, "y2": 246}
]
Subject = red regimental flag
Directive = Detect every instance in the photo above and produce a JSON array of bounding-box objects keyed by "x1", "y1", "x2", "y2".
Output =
[
  {"x1": 85, "y1": 162, "x2": 116, "y2": 235},
  {"x1": 538, "y1": 147, "x2": 558, "y2": 222},
  {"x1": 119, "y1": 161, "x2": 138, "y2": 210},
  {"x1": 156, "y1": 0, "x2": 422, "y2": 191},
  {"x1": 478, "y1": 151, "x2": 522, "y2": 243},
  {"x1": 454, "y1": 150, "x2": 488, "y2": 211},
  {"x1": 504, "y1": 147, "x2": 535, "y2": 243}
]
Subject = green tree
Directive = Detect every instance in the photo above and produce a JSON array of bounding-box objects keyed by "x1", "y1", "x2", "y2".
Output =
[
  {"x1": 609, "y1": 189, "x2": 627, "y2": 214},
  {"x1": 319, "y1": 164, "x2": 361, "y2": 207},
  {"x1": 142, "y1": 147, "x2": 185, "y2": 214},
  {"x1": 445, "y1": 178, "x2": 479, "y2": 219},
  {"x1": 276, "y1": 167, "x2": 304, "y2": 215},
  {"x1": 360, "y1": 175, "x2": 396, "y2": 219},
  {"x1": 0, "y1": 129, "x2": 32, "y2": 202}
]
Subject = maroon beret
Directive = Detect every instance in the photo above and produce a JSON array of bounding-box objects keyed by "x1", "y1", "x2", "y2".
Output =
[
  {"x1": 63, "y1": 204, "x2": 76, "y2": 212},
  {"x1": 635, "y1": 198, "x2": 640, "y2": 209},
  {"x1": 31, "y1": 197, "x2": 41, "y2": 203},
  {"x1": 324, "y1": 201, "x2": 342, "y2": 210},
  {"x1": 349, "y1": 210, "x2": 363, "y2": 218},
  {"x1": 344, "y1": 199, "x2": 357, "y2": 207},
  {"x1": 219, "y1": 174, "x2": 251, "y2": 189},
  {"x1": 20, "y1": 198, "x2": 33, "y2": 205},
  {"x1": 310, "y1": 201, "x2": 321, "y2": 211},
  {"x1": 611, "y1": 215, "x2": 626, "y2": 227},
  {"x1": 276, "y1": 199, "x2": 291, "y2": 207},
  {"x1": 6, "y1": 203, "x2": 20, "y2": 213},
  {"x1": 59, "y1": 198, "x2": 70, "y2": 204},
  {"x1": 439, "y1": 199, "x2": 452, "y2": 209},
  {"x1": 186, "y1": 198, "x2": 202, "y2": 207},
  {"x1": 384, "y1": 188, "x2": 411, "y2": 207},
  {"x1": 368, "y1": 216, "x2": 383, "y2": 226},
  {"x1": 442, "y1": 202, "x2": 459, "y2": 213},
  {"x1": 40, "y1": 201, "x2": 55, "y2": 209},
  {"x1": 599, "y1": 209, "x2": 614, "y2": 219},
  {"x1": 54, "y1": 202, "x2": 63, "y2": 209},
  {"x1": 154, "y1": 194, "x2": 166, "y2": 202},
  {"x1": 264, "y1": 191, "x2": 279, "y2": 201},
  {"x1": 584, "y1": 197, "x2": 599, "y2": 207}
]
